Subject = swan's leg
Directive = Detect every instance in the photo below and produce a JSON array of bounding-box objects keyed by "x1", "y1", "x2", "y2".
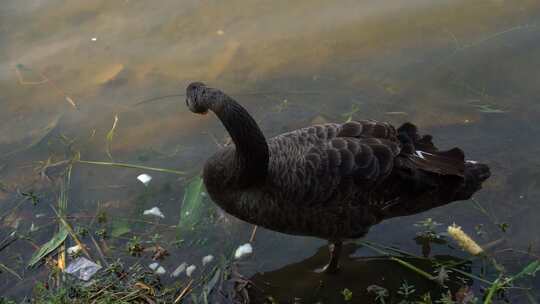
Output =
[
  {"x1": 315, "y1": 241, "x2": 343, "y2": 273},
  {"x1": 325, "y1": 241, "x2": 343, "y2": 273}
]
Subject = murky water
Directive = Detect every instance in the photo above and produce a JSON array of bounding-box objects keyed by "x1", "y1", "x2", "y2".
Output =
[{"x1": 1, "y1": 0, "x2": 540, "y2": 302}]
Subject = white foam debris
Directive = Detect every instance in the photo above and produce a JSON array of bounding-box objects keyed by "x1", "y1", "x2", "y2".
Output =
[
  {"x1": 155, "y1": 266, "x2": 166, "y2": 275},
  {"x1": 186, "y1": 265, "x2": 197, "y2": 277},
  {"x1": 234, "y1": 243, "x2": 253, "y2": 260},
  {"x1": 171, "y1": 262, "x2": 187, "y2": 277},
  {"x1": 137, "y1": 174, "x2": 152, "y2": 186},
  {"x1": 466, "y1": 160, "x2": 478, "y2": 164},
  {"x1": 202, "y1": 255, "x2": 214, "y2": 266},
  {"x1": 91, "y1": 37, "x2": 98, "y2": 42},
  {"x1": 143, "y1": 207, "x2": 165, "y2": 218},
  {"x1": 149, "y1": 262, "x2": 159, "y2": 271},
  {"x1": 67, "y1": 245, "x2": 82, "y2": 255}
]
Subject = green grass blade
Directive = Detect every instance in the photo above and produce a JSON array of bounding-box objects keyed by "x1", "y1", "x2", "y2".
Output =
[
  {"x1": 177, "y1": 175, "x2": 205, "y2": 236},
  {"x1": 77, "y1": 160, "x2": 185, "y2": 175},
  {"x1": 509, "y1": 260, "x2": 540, "y2": 282},
  {"x1": 28, "y1": 227, "x2": 68, "y2": 267}
]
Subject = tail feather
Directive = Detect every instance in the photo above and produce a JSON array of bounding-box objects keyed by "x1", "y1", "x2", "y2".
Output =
[
  {"x1": 455, "y1": 162, "x2": 491, "y2": 200},
  {"x1": 396, "y1": 122, "x2": 465, "y2": 177},
  {"x1": 379, "y1": 123, "x2": 491, "y2": 220},
  {"x1": 397, "y1": 122, "x2": 439, "y2": 153}
]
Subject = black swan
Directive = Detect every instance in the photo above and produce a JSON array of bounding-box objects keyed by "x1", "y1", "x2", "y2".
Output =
[{"x1": 186, "y1": 82, "x2": 490, "y2": 273}]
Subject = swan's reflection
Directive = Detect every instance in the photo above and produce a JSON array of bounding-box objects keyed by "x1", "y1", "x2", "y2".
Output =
[{"x1": 249, "y1": 243, "x2": 473, "y2": 303}]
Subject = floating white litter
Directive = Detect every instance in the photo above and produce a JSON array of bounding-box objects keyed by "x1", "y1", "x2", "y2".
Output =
[
  {"x1": 91, "y1": 37, "x2": 98, "y2": 41},
  {"x1": 155, "y1": 266, "x2": 166, "y2": 275},
  {"x1": 143, "y1": 207, "x2": 165, "y2": 218},
  {"x1": 466, "y1": 160, "x2": 478, "y2": 164},
  {"x1": 67, "y1": 245, "x2": 82, "y2": 255},
  {"x1": 186, "y1": 265, "x2": 196, "y2": 277},
  {"x1": 30, "y1": 222, "x2": 38, "y2": 232},
  {"x1": 234, "y1": 243, "x2": 253, "y2": 260},
  {"x1": 65, "y1": 257, "x2": 102, "y2": 281},
  {"x1": 202, "y1": 255, "x2": 214, "y2": 266},
  {"x1": 137, "y1": 174, "x2": 152, "y2": 186},
  {"x1": 149, "y1": 263, "x2": 166, "y2": 275},
  {"x1": 171, "y1": 262, "x2": 187, "y2": 277}
]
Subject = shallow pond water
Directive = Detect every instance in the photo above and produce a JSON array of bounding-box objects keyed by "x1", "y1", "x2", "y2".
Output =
[{"x1": 1, "y1": 0, "x2": 540, "y2": 302}]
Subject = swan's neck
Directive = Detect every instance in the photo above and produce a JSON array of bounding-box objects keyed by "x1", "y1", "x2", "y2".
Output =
[{"x1": 211, "y1": 95, "x2": 269, "y2": 186}]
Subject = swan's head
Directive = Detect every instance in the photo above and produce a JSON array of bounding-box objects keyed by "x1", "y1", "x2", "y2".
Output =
[{"x1": 186, "y1": 82, "x2": 221, "y2": 114}]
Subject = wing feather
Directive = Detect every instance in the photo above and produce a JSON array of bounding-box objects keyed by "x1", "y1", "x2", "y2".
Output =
[{"x1": 268, "y1": 120, "x2": 464, "y2": 208}]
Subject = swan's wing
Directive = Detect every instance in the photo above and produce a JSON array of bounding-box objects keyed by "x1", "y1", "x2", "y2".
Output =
[
  {"x1": 307, "y1": 137, "x2": 401, "y2": 183},
  {"x1": 270, "y1": 120, "x2": 465, "y2": 206},
  {"x1": 269, "y1": 132, "x2": 401, "y2": 206},
  {"x1": 337, "y1": 121, "x2": 465, "y2": 176},
  {"x1": 278, "y1": 120, "x2": 399, "y2": 144},
  {"x1": 337, "y1": 120, "x2": 399, "y2": 142},
  {"x1": 292, "y1": 120, "x2": 401, "y2": 183}
]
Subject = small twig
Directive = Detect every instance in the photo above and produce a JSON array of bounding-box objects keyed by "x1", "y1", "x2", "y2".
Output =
[
  {"x1": 494, "y1": 248, "x2": 540, "y2": 259},
  {"x1": 38, "y1": 70, "x2": 78, "y2": 109},
  {"x1": 87, "y1": 185, "x2": 127, "y2": 190},
  {"x1": 90, "y1": 234, "x2": 108, "y2": 267},
  {"x1": 118, "y1": 289, "x2": 144, "y2": 302},
  {"x1": 174, "y1": 279, "x2": 194, "y2": 303},
  {"x1": 134, "y1": 90, "x2": 323, "y2": 107},
  {"x1": 390, "y1": 256, "x2": 439, "y2": 284},
  {"x1": 249, "y1": 226, "x2": 258, "y2": 243},
  {"x1": 135, "y1": 94, "x2": 186, "y2": 106},
  {"x1": 105, "y1": 114, "x2": 119, "y2": 161},
  {"x1": 0, "y1": 232, "x2": 18, "y2": 253},
  {"x1": 88, "y1": 272, "x2": 129, "y2": 300},
  {"x1": 450, "y1": 267, "x2": 494, "y2": 286},
  {"x1": 51, "y1": 205, "x2": 92, "y2": 260},
  {"x1": 471, "y1": 198, "x2": 499, "y2": 224},
  {"x1": 14, "y1": 65, "x2": 48, "y2": 85},
  {"x1": 68, "y1": 214, "x2": 175, "y2": 230},
  {"x1": 14, "y1": 64, "x2": 78, "y2": 109},
  {"x1": 0, "y1": 263, "x2": 22, "y2": 280}
]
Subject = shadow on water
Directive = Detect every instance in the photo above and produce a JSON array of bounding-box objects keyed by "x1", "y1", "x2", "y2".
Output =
[{"x1": 249, "y1": 243, "x2": 473, "y2": 303}]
